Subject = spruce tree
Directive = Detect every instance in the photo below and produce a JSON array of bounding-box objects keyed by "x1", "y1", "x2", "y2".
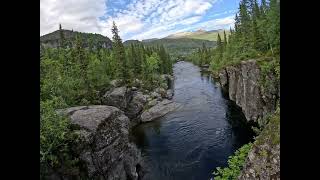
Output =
[
  {"x1": 267, "y1": 0, "x2": 280, "y2": 53},
  {"x1": 223, "y1": 30, "x2": 228, "y2": 48},
  {"x1": 59, "y1": 24, "x2": 65, "y2": 48},
  {"x1": 216, "y1": 33, "x2": 223, "y2": 61},
  {"x1": 111, "y1": 21, "x2": 128, "y2": 82}
]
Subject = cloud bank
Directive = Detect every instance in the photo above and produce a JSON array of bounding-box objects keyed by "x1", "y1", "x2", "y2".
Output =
[{"x1": 40, "y1": 0, "x2": 236, "y2": 40}]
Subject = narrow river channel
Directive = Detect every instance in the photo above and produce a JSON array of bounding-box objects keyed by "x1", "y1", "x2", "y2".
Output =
[{"x1": 131, "y1": 61, "x2": 254, "y2": 180}]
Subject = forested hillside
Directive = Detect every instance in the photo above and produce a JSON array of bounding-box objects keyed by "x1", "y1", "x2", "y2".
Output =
[
  {"x1": 124, "y1": 37, "x2": 216, "y2": 59},
  {"x1": 40, "y1": 25, "x2": 112, "y2": 50},
  {"x1": 188, "y1": 0, "x2": 279, "y2": 72}
]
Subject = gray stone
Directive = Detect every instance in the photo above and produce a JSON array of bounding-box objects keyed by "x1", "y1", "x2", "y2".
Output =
[
  {"x1": 126, "y1": 91, "x2": 148, "y2": 119},
  {"x1": 140, "y1": 99, "x2": 181, "y2": 122},
  {"x1": 103, "y1": 86, "x2": 131, "y2": 110},
  {"x1": 150, "y1": 92, "x2": 161, "y2": 99},
  {"x1": 155, "y1": 88, "x2": 167, "y2": 98},
  {"x1": 60, "y1": 105, "x2": 141, "y2": 180},
  {"x1": 166, "y1": 89, "x2": 174, "y2": 99},
  {"x1": 218, "y1": 60, "x2": 279, "y2": 122},
  {"x1": 147, "y1": 99, "x2": 158, "y2": 107}
]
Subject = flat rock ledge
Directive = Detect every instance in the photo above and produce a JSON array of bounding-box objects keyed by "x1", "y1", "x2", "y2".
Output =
[{"x1": 140, "y1": 99, "x2": 181, "y2": 123}]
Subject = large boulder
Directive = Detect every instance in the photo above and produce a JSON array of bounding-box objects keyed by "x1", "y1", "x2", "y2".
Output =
[
  {"x1": 140, "y1": 99, "x2": 181, "y2": 122},
  {"x1": 126, "y1": 91, "x2": 148, "y2": 120},
  {"x1": 59, "y1": 105, "x2": 142, "y2": 180},
  {"x1": 103, "y1": 86, "x2": 132, "y2": 110}
]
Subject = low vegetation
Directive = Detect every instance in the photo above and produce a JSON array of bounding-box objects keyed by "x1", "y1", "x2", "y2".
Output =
[{"x1": 213, "y1": 143, "x2": 253, "y2": 180}]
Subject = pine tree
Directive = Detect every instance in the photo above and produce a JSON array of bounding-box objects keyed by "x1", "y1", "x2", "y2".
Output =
[
  {"x1": 111, "y1": 21, "x2": 128, "y2": 82},
  {"x1": 267, "y1": 0, "x2": 280, "y2": 54},
  {"x1": 223, "y1": 30, "x2": 228, "y2": 48},
  {"x1": 260, "y1": 0, "x2": 268, "y2": 16},
  {"x1": 71, "y1": 34, "x2": 89, "y2": 88},
  {"x1": 216, "y1": 33, "x2": 223, "y2": 61},
  {"x1": 159, "y1": 45, "x2": 167, "y2": 74},
  {"x1": 59, "y1": 24, "x2": 65, "y2": 48}
]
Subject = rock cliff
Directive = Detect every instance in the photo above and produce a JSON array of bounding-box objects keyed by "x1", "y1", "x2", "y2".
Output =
[
  {"x1": 216, "y1": 59, "x2": 280, "y2": 180},
  {"x1": 218, "y1": 59, "x2": 279, "y2": 122}
]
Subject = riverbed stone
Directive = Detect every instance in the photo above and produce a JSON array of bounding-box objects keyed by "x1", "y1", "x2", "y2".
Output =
[
  {"x1": 126, "y1": 91, "x2": 148, "y2": 119},
  {"x1": 140, "y1": 99, "x2": 180, "y2": 122}
]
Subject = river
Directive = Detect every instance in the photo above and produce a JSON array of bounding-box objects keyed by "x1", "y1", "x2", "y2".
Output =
[{"x1": 131, "y1": 61, "x2": 254, "y2": 180}]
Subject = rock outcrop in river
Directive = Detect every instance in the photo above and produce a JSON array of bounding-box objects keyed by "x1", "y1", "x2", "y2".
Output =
[
  {"x1": 102, "y1": 75, "x2": 178, "y2": 124},
  {"x1": 140, "y1": 99, "x2": 180, "y2": 122},
  {"x1": 216, "y1": 59, "x2": 280, "y2": 180}
]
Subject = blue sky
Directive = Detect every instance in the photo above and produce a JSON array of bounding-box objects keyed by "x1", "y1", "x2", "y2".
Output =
[{"x1": 40, "y1": 0, "x2": 241, "y2": 40}]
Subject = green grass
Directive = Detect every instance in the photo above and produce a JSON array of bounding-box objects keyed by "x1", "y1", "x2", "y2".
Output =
[{"x1": 185, "y1": 30, "x2": 230, "y2": 41}]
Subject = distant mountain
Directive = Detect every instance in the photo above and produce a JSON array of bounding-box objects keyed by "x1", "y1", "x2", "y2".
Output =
[
  {"x1": 124, "y1": 38, "x2": 216, "y2": 57},
  {"x1": 164, "y1": 29, "x2": 229, "y2": 41},
  {"x1": 40, "y1": 29, "x2": 112, "y2": 49},
  {"x1": 142, "y1": 38, "x2": 159, "y2": 42}
]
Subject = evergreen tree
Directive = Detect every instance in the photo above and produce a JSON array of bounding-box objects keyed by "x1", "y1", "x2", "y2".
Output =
[
  {"x1": 74, "y1": 35, "x2": 87, "y2": 75},
  {"x1": 267, "y1": 0, "x2": 280, "y2": 54},
  {"x1": 111, "y1": 21, "x2": 128, "y2": 82},
  {"x1": 59, "y1": 24, "x2": 66, "y2": 48},
  {"x1": 215, "y1": 33, "x2": 223, "y2": 63},
  {"x1": 223, "y1": 30, "x2": 228, "y2": 48}
]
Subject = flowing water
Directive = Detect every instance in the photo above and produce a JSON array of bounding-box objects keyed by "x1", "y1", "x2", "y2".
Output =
[{"x1": 131, "y1": 61, "x2": 254, "y2": 180}]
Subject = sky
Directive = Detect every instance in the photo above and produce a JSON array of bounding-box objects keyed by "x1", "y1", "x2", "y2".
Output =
[{"x1": 40, "y1": 0, "x2": 241, "y2": 40}]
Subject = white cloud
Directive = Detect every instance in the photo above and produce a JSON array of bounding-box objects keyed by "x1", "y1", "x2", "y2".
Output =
[
  {"x1": 40, "y1": 0, "x2": 235, "y2": 41},
  {"x1": 40, "y1": 0, "x2": 106, "y2": 35},
  {"x1": 197, "y1": 15, "x2": 235, "y2": 30},
  {"x1": 179, "y1": 16, "x2": 202, "y2": 25}
]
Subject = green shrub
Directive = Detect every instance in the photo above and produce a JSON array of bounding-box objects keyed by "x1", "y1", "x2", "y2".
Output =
[
  {"x1": 213, "y1": 143, "x2": 253, "y2": 180},
  {"x1": 40, "y1": 97, "x2": 79, "y2": 178}
]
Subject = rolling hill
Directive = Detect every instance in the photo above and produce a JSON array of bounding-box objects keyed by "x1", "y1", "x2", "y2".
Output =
[
  {"x1": 40, "y1": 29, "x2": 112, "y2": 49},
  {"x1": 164, "y1": 29, "x2": 230, "y2": 41}
]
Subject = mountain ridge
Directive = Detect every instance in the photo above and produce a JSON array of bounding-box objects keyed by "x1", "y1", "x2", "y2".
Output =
[{"x1": 40, "y1": 29, "x2": 112, "y2": 49}]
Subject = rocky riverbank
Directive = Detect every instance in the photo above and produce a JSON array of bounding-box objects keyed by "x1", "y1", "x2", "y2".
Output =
[
  {"x1": 51, "y1": 74, "x2": 179, "y2": 180},
  {"x1": 215, "y1": 59, "x2": 280, "y2": 179},
  {"x1": 217, "y1": 59, "x2": 279, "y2": 122}
]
